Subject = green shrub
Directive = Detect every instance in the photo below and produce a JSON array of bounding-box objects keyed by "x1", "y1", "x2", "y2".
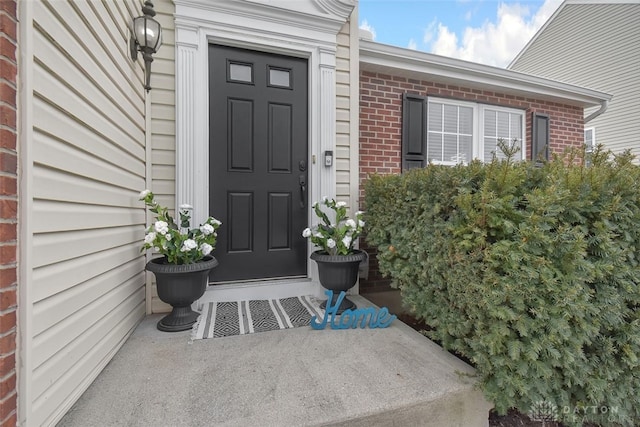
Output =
[{"x1": 364, "y1": 146, "x2": 640, "y2": 426}]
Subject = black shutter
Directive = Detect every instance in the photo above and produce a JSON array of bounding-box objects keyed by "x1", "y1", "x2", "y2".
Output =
[
  {"x1": 532, "y1": 112, "x2": 550, "y2": 161},
  {"x1": 402, "y1": 93, "x2": 428, "y2": 171}
]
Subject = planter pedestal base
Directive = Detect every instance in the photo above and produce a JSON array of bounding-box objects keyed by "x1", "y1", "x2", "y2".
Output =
[
  {"x1": 146, "y1": 256, "x2": 219, "y2": 332},
  {"x1": 157, "y1": 306, "x2": 200, "y2": 332},
  {"x1": 311, "y1": 250, "x2": 367, "y2": 316}
]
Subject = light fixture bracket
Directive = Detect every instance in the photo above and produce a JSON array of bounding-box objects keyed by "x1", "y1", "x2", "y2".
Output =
[{"x1": 130, "y1": 1, "x2": 162, "y2": 92}]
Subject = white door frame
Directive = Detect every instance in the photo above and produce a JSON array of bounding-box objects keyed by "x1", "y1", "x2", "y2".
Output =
[{"x1": 173, "y1": 0, "x2": 354, "y2": 297}]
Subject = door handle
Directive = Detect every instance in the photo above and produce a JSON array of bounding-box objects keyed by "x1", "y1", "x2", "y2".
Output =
[{"x1": 299, "y1": 175, "x2": 306, "y2": 208}]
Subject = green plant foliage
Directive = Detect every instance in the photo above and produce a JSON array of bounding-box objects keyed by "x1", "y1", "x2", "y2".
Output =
[{"x1": 364, "y1": 144, "x2": 640, "y2": 426}]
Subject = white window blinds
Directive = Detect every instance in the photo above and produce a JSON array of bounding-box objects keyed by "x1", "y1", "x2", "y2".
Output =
[{"x1": 427, "y1": 100, "x2": 474, "y2": 165}]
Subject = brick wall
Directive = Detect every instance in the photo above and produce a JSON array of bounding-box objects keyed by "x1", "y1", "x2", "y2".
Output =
[
  {"x1": 0, "y1": 1, "x2": 17, "y2": 425},
  {"x1": 359, "y1": 70, "x2": 585, "y2": 292}
]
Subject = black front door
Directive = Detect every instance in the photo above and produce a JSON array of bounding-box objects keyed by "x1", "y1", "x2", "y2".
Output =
[{"x1": 209, "y1": 45, "x2": 308, "y2": 282}]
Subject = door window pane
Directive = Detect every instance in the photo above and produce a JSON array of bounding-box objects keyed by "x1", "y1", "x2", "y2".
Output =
[
  {"x1": 229, "y1": 62, "x2": 253, "y2": 83},
  {"x1": 269, "y1": 68, "x2": 291, "y2": 88}
]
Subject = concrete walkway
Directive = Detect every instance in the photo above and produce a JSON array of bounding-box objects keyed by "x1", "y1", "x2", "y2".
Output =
[{"x1": 58, "y1": 296, "x2": 491, "y2": 427}]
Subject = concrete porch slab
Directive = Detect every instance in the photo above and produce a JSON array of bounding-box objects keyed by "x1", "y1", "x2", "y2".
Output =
[{"x1": 58, "y1": 296, "x2": 492, "y2": 427}]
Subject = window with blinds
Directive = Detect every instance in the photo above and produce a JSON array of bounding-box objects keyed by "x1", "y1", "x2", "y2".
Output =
[
  {"x1": 409, "y1": 97, "x2": 525, "y2": 167},
  {"x1": 427, "y1": 101, "x2": 474, "y2": 165},
  {"x1": 482, "y1": 107, "x2": 524, "y2": 161},
  {"x1": 584, "y1": 127, "x2": 595, "y2": 153}
]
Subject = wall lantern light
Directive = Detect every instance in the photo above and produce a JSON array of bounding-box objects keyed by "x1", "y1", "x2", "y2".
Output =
[{"x1": 130, "y1": 1, "x2": 162, "y2": 92}]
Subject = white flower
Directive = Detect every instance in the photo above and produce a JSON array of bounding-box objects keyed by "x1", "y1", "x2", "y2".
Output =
[
  {"x1": 345, "y1": 219, "x2": 356, "y2": 229},
  {"x1": 322, "y1": 196, "x2": 328, "y2": 203},
  {"x1": 200, "y1": 224, "x2": 215, "y2": 235},
  {"x1": 342, "y1": 235, "x2": 352, "y2": 248},
  {"x1": 314, "y1": 232, "x2": 323, "y2": 239},
  {"x1": 336, "y1": 201, "x2": 347, "y2": 208},
  {"x1": 302, "y1": 228, "x2": 312, "y2": 238},
  {"x1": 327, "y1": 238, "x2": 336, "y2": 249},
  {"x1": 141, "y1": 190, "x2": 219, "y2": 264},
  {"x1": 355, "y1": 211, "x2": 364, "y2": 216},
  {"x1": 200, "y1": 243, "x2": 213, "y2": 256},
  {"x1": 181, "y1": 239, "x2": 197, "y2": 252},
  {"x1": 144, "y1": 232, "x2": 156, "y2": 244},
  {"x1": 358, "y1": 219, "x2": 365, "y2": 227},
  {"x1": 154, "y1": 221, "x2": 169, "y2": 235}
]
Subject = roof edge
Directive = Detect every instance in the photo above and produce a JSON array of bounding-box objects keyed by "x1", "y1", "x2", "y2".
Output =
[{"x1": 360, "y1": 39, "x2": 612, "y2": 107}]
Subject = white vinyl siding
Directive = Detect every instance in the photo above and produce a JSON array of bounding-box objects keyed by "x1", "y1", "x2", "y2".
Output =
[
  {"x1": 150, "y1": 0, "x2": 175, "y2": 313},
  {"x1": 510, "y1": 3, "x2": 640, "y2": 159},
  {"x1": 426, "y1": 98, "x2": 524, "y2": 165},
  {"x1": 25, "y1": 1, "x2": 146, "y2": 425},
  {"x1": 336, "y1": 19, "x2": 353, "y2": 206}
]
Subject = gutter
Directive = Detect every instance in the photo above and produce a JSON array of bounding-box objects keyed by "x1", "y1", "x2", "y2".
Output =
[
  {"x1": 359, "y1": 39, "x2": 612, "y2": 108},
  {"x1": 584, "y1": 99, "x2": 609, "y2": 123}
]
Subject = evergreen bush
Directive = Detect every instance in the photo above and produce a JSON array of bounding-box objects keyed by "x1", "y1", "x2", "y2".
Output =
[{"x1": 364, "y1": 145, "x2": 640, "y2": 426}]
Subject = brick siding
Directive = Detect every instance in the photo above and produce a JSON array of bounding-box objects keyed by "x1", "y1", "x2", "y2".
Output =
[
  {"x1": 359, "y1": 70, "x2": 585, "y2": 292},
  {"x1": 0, "y1": 1, "x2": 17, "y2": 425}
]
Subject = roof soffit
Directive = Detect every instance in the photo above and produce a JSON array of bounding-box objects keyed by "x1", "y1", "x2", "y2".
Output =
[{"x1": 360, "y1": 40, "x2": 611, "y2": 108}]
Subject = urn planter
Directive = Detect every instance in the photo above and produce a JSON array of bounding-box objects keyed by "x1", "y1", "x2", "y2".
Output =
[
  {"x1": 146, "y1": 255, "x2": 219, "y2": 332},
  {"x1": 311, "y1": 250, "x2": 367, "y2": 314}
]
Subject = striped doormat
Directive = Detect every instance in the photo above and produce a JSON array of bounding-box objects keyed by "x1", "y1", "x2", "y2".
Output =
[{"x1": 191, "y1": 295, "x2": 325, "y2": 340}]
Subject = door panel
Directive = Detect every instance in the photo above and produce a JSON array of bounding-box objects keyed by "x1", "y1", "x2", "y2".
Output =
[
  {"x1": 228, "y1": 99, "x2": 254, "y2": 171},
  {"x1": 227, "y1": 192, "x2": 253, "y2": 253},
  {"x1": 209, "y1": 45, "x2": 308, "y2": 282},
  {"x1": 268, "y1": 193, "x2": 292, "y2": 250},
  {"x1": 269, "y1": 103, "x2": 292, "y2": 173}
]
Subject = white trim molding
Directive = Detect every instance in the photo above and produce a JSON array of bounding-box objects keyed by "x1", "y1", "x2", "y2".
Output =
[
  {"x1": 174, "y1": 0, "x2": 354, "y2": 292},
  {"x1": 360, "y1": 39, "x2": 612, "y2": 108}
]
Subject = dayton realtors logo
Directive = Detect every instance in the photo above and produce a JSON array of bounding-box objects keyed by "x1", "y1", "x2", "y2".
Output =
[
  {"x1": 528, "y1": 401, "x2": 559, "y2": 422},
  {"x1": 529, "y1": 400, "x2": 620, "y2": 424}
]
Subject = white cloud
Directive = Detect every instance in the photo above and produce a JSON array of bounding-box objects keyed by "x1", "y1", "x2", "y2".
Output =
[
  {"x1": 427, "y1": 0, "x2": 563, "y2": 67},
  {"x1": 359, "y1": 19, "x2": 377, "y2": 40},
  {"x1": 422, "y1": 18, "x2": 438, "y2": 45},
  {"x1": 464, "y1": 10, "x2": 473, "y2": 21},
  {"x1": 407, "y1": 39, "x2": 417, "y2": 50}
]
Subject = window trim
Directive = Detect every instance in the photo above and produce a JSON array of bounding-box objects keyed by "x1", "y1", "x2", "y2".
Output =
[
  {"x1": 584, "y1": 127, "x2": 596, "y2": 153},
  {"x1": 479, "y1": 103, "x2": 526, "y2": 162},
  {"x1": 427, "y1": 97, "x2": 478, "y2": 165},
  {"x1": 426, "y1": 97, "x2": 526, "y2": 164}
]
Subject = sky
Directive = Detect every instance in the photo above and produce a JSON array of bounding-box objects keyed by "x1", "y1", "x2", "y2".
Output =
[{"x1": 358, "y1": 0, "x2": 564, "y2": 68}]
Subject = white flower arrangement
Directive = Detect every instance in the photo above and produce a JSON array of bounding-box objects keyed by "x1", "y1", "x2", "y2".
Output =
[
  {"x1": 302, "y1": 197, "x2": 364, "y2": 256},
  {"x1": 139, "y1": 190, "x2": 221, "y2": 265}
]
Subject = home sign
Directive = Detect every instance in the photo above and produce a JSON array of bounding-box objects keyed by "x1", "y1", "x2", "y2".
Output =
[{"x1": 311, "y1": 290, "x2": 397, "y2": 330}]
